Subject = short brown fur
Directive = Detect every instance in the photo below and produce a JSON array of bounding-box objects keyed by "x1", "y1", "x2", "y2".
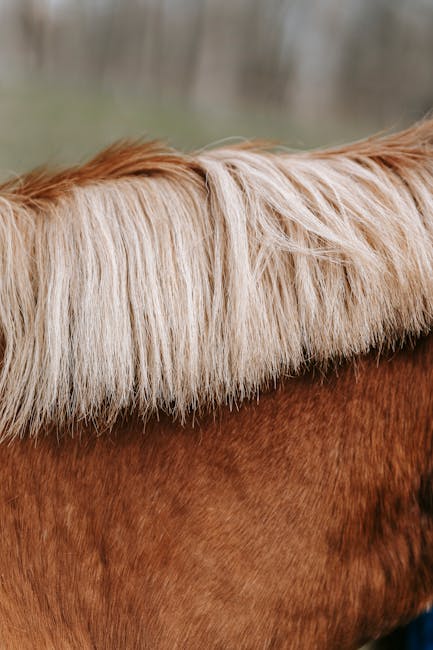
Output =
[{"x1": 0, "y1": 337, "x2": 432, "y2": 648}]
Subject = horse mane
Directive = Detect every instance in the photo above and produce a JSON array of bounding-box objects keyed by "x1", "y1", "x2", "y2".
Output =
[{"x1": 1, "y1": 120, "x2": 433, "y2": 438}]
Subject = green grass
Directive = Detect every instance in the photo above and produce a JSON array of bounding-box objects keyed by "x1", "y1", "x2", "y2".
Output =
[{"x1": 0, "y1": 79, "x2": 382, "y2": 178}]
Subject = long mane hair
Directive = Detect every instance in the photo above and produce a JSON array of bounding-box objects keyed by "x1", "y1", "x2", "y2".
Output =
[{"x1": 1, "y1": 120, "x2": 433, "y2": 438}]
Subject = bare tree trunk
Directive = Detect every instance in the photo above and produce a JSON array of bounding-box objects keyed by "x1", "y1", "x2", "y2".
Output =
[
  {"x1": 17, "y1": 0, "x2": 50, "y2": 72},
  {"x1": 182, "y1": 0, "x2": 207, "y2": 103},
  {"x1": 150, "y1": 0, "x2": 165, "y2": 101}
]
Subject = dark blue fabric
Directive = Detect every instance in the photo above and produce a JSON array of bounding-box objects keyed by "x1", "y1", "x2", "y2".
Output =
[{"x1": 405, "y1": 609, "x2": 433, "y2": 650}]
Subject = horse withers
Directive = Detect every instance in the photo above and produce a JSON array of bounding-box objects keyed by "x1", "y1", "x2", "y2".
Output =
[{"x1": 0, "y1": 122, "x2": 432, "y2": 648}]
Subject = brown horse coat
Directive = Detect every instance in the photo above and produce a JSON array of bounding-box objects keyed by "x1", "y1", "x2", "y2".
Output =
[{"x1": 0, "y1": 339, "x2": 432, "y2": 648}]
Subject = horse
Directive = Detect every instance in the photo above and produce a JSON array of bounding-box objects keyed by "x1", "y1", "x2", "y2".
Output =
[{"x1": 0, "y1": 120, "x2": 432, "y2": 649}]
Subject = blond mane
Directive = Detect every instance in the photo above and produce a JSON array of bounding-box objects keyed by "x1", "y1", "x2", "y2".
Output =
[{"x1": 1, "y1": 120, "x2": 433, "y2": 438}]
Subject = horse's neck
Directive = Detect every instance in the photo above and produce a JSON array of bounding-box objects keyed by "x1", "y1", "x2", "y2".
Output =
[{"x1": 0, "y1": 335, "x2": 432, "y2": 648}]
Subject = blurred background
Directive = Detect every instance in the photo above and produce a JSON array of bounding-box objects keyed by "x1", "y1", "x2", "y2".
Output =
[{"x1": 0, "y1": 0, "x2": 433, "y2": 178}]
